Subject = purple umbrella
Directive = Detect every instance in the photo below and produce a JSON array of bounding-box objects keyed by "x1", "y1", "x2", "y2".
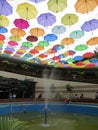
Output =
[
  {"x1": 28, "y1": 0, "x2": 46, "y2": 3},
  {"x1": 81, "y1": 19, "x2": 98, "y2": 32},
  {"x1": 0, "y1": 0, "x2": 13, "y2": 16},
  {"x1": 14, "y1": 18, "x2": 29, "y2": 29},
  {"x1": 37, "y1": 13, "x2": 56, "y2": 27}
]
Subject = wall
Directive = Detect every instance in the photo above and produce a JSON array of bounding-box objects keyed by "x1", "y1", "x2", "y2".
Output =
[{"x1": 0, "y1": 71, "x2": 98, "y2": 99}]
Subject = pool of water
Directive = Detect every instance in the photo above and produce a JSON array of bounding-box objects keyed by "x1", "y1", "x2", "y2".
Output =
[{"x1": 6, "y1": 111, "x2": 98, "y2": 130}]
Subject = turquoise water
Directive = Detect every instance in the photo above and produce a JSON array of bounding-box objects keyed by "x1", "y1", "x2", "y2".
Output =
[{"x1": 8, "y1": 112, "x2": 98, "y2": 130}]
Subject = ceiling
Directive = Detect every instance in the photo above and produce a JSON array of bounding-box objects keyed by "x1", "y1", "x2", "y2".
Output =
[{"x1": 0, "y1": 0, "x2": 98, "y2": 69}]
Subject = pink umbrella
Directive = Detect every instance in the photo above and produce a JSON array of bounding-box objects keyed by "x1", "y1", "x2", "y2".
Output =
[
  {"x1": 8, "y1": 41, "x2": 18, "y2": 46},
  {"x1": 14, "y1": 18, "x2": 29, "y2": 29}
]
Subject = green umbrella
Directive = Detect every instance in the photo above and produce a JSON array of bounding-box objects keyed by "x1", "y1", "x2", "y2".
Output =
[
  {"x1": 61, "y1": 13, "x2": 78, "y2": 26},
  {"x1": 47, "y1": 0, "x2": 67, "y2": 13},
  {"x1": 66, "y1": 58, "x2": 75, "y2": 63},
  {"x1": 22, "y1": 41, "x2": 33, "y2": 48},
  {"x1": 75, "y1": 44, "x2": 88, "y2": 51},
  {"x1": 38, "y1": 40, "x2": 49, "y2": 47}
]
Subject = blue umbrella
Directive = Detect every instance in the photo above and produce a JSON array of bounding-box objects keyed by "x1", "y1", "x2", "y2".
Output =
[
  {"x1": 53, "y1": 44, "x2": 64, "y2": 51},
  {"x1": 0, "y1": 0, "x2": 13, "y2": 16},
  {"x1": 70, "y1": 30, "x2": 84, "y2": 39},
  {"x1": 0, "y1": 27, "x2": 8, "y2": 33},
  {"x1": 81, "y1": 19, "x2": 98, "y2": 32},
  {"x1": 90, "y1": 58, "x2": 98, "y2": 63},
  {"x1": 52, "y1": 25, "x2": 66, "y2": 35},
  {"x1": 24, "y1": 54, "x2": 33, "y2": 58},
  {"x1": 73, "y1": 56, "x2": 83, "y2": 61},
  {"x1": 37, "y1": 13, "x2": 56, "y2": 27},
  {"x1": 28, "y1": 0, "x2": 46, "y2": 3},
  {"x1": 44, "y1": 34, "x2": 57, "y2": 42}
]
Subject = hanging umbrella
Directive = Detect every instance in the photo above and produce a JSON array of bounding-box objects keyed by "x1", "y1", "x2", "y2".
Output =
[
  {"x1": 44, "y1": 34, "x2": 57, "y2": 42},
  {"x1": 52, "y1": 56, "x2": 60, "y2": 61},
  {"x1": 26, "y1": 35, "x2": 38, "y2": 42},
  {"x1": 55, "y1": 61, "x2": 64, "y2": 68},
  {"x1": 9, "y1": 36, "x2": 21, "y2": 42},
  {"x1": 90, "y1": 58, "x2": 98, "y2": 63},
  {"x1": 64, "y1": 50, "x2": 76, "y2": 56},
  {"x1": 10, "y1": 28, "x2": 26, "y2": 37},
  {"x1": 8, "y1": 41, "x2": 18, "y2": 46},
  {"x1": 70, "y1": 30, "x2": 84, "y2": 39},
  {"x1": 28, "y1": 0, "x2": 46, "y2": 3},
  {"x1": 0, "y1": 0, "x2": 13, "y2": 16},
  {"x1": 0, "y1": 34, "x2": 5, "y2": 40},
  {"x1": 75, "y1": 44, "x2": 88, "y2": 51},
  {"x1": 37, "y1": 13, "x2": 56, "y2": 27},
  {"x1": 85, "y1": 63, "x2": 95, "y2": 68},
  {"x1": 39, "y1": 53, "x2": 48, "y2": 58},
  {"x1": 52, "y1": 25, "x2": 66, "y2": 35},
  {"x1": 61, "y1": 13, "x2": 78, "y2": 26},
  {"x1": 47, "y1": 49, "x2": 57, "y2": 54},
  {"x1": 53, "y1": 44, "x2": 64, "y2": 51},
  {"x1": 86, "y1": 37, "x2": 98, "y2": 45},
  {"x1": 5, "y1": 47, "x2": 15, "y2": 52},
  {"x1": 81, "y1": 19, "x2": 98, "y2": 32},
  {"x1": 16, "y1": 2, "x2": 38, "y2": 20},
  {"x1": 83, "y1": 52, "x2": 95, "y2": 58},
  {"x1": 0, "y1": 15, "x2": 10, "y2": 27},
  {"x1": 73, "y1": 56, "x2": 84, "y2": 61},
  {"x1": 14, "y1": 18, "x2": 29, "y2": 29},
  {"x1": 66, "y1": 58, "x2": 75, "y2": 63},
  {"x1": 58, "y1": 54, "x2": 66, "y2": 58},
  {"x1": 0, "y1": 40, "x2": 4, "y2": 44},
  {"x1": 22, "y1": 41, "x2": 33, "y2": 48},
  {"x1": 47, "y1": 0, "x2": 67, "y2": 13},
  {"x1": 61, "y1": 37, "x2": 74, "y2": 45},
  {"x1": 30, "y1": 27, "x2": 45, "y2": 37},
  {"x1": 38, "y1": 41, "x2": 49, "y2": 47},
  {"x1": 29, "y1": 49, "x2": 39, "y2": 54},
  {"x1": 23, "y1": 53, "x2": 33, "y2": 58},
  {"x1": 0, "y1": 27, "x2": 8, "y2": 33},
  {"x1": 75, "y1": 0, "x2": 97, "y2": 14},
  {"x1": 34, "y1": 45, "x2": 44, "y2": 50}
]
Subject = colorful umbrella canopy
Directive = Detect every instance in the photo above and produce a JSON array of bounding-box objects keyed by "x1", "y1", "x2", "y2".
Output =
[
  {"x1": 14, "y1": 18, "x2": 29, "y2": 29},
  {"x1": 0, "y1": 0, "x2": 98, "y2": 69},
  {"x1": 61, "y1": 13, "x2": 78, "y2": 26},
  {"x1": 16, "y1": 2, "x2": 38, "y2": 20},
  {"x1": 37, "y1": 13, "x2": 56, "y2": 27},
  {"x1": 0, "y1": 0, "x2": 13, "y2": 16},
  {"x1": 47, "y1": 0, "x2": 67, "y2": 13},
  {"x1": 75, "y1": 0, "x2": 98, "y2": 14}
]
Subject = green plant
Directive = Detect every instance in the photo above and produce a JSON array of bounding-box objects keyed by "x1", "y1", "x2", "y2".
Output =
[{"x1": 0, "y1": 116, "x2": 29, "y2": 130}]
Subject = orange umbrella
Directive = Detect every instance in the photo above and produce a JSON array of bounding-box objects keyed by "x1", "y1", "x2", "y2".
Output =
[
  {"x1": 86, "y1": 37, "x2": 98, "y2": 45},
  {"x1": 10, "y1": 28, "x2": 26, "y2": 37},
  {"x1": 61, "y1": 37, "x2": 74, "y2": 45},
  {"x1": 75, "y1": 0, "x2": 98, "y2": 14},
  {"x1": 0, "y1": 40, "x2": 4, "y2": 44},
  {"x1": 34, "y1": 45, "x2": 44, "y2": 50},
  {"x1": 29, "y1": 27, "x2": 45, "y2": 37}
]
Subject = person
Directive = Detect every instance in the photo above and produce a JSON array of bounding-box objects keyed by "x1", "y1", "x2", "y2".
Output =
[
  {"x1": 95, "y1": 92, "x2": 98, "y2": 99},
  {"x1": 80, "y1": 93, "x2": 84, "y2": 99},
  {"x1": 13, "y1": 93, "x2": 16, "y2": 99},
  {"x1": 37, "y1": 93, "x2": 42, "y2": 101}
]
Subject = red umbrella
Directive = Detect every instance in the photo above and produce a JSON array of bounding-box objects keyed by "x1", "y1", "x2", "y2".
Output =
[
  {"x1": 52, "y1": 56, "x2": 60, "y2": 61},
  {"x1": 83, "y1": 52, "x2": 95, "y2": 58},
  {"x1": 0, "y1": 34, "x2": 5, "y2": 40},
  {"x1": 29, "y1": 49, "x2": 39, "y2": 54},
  {"x1": 26, "y1": 35, "x2": 38, "y2": 42},
  {"x1": 14, "y1": 18, "x2": 29, "y2": 29},
  {"x1": 85, "y1": 63, "x2": 95, "y2": 68},
  {"x1": 39, "y1": 53, "x2": 48, "y2": 58}
]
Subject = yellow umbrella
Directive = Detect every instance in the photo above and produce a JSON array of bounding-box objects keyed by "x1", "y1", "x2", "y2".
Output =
[
  {"x1": 86, "y1": 37, "x2": 98, "y2": 45},
  {"x1": 9, "y1": 36, "x2": 21, "y2": 42},
  {"x1": 47, "y1": 0, "x2": 67, "y2": 13},
  {"x1": 61, "y1": 13, "x2": 78, "y2": 26},
  {"x1": 75, "y1": 0, "x2": 98, "y2": 14},
  {"x1": 30, "y1": 27, "x2": 45, "y2": 37},
  {"x1": 0, "y1": 15, "x2": 10, "y2": 27},
  {"x1": 10, "y1": 28, "x2": 26, "y2": 37},
  {"x1": 61, "y1": 37, "x2": 75, "y2": 45},
  {"x1": 16, "y1": 2, "x2": 38, "y2": 20}
]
